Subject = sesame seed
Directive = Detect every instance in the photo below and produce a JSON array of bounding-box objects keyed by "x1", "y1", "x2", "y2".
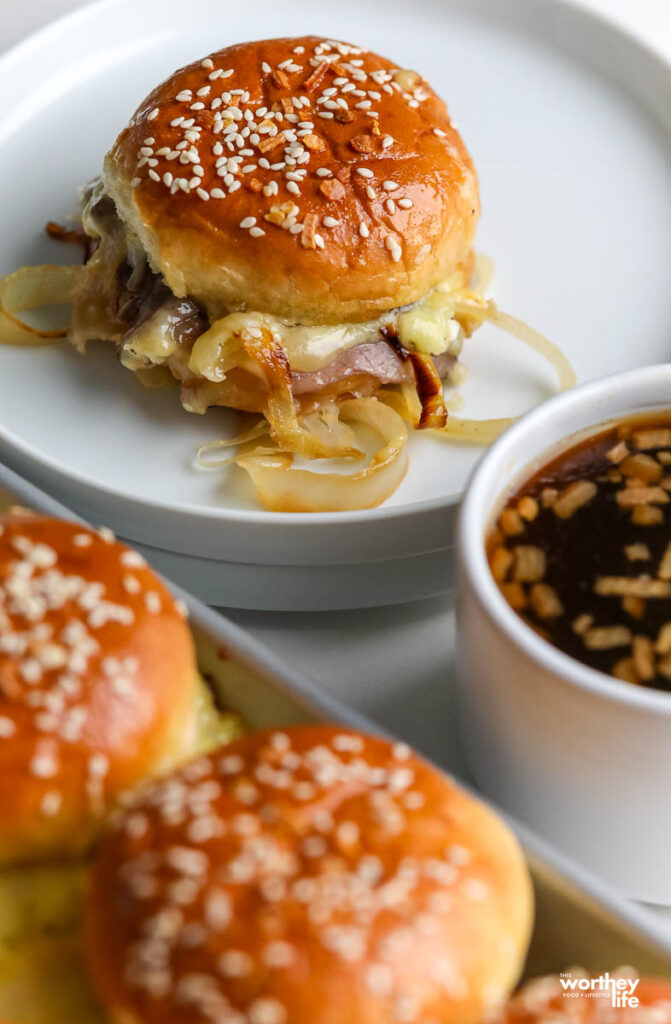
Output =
[
  {"x1": 323, "y1": 216, "x2": 337, "y2": 228},
  {"x1": 123, "y1": 574, "x2": 141, "y2": 595},
  {"x1": 72, "y1": 533, "x2": 92, "y2": 547},
  {"x1": 398, "y1": 198, "x2": 413, "y2": 209},
  {"x1": 0, "y1": 717, "x2": 15, "y2": 738},
  {"x1": 286, "y1": 181, "x2": 300, "y2": 195},
  {"x1": 240, "y1": 217, "x2": 256, "y2": 229},
  {"x1": 356, "y1": 167, "x2": 374, "y2": 178},
  {"x1": 40, "y1": 790, "x2": 62, "y2": 816},
  {"x1": 249, "y1": 226, "x2": 266, "y2": 237},
  {"x1": 30, "y1": 754, "x2": 58, "y2": 778},
  {"x1": 147, "y1": 108, "x2": 159, "y2": 120},
  {"x1": 89, "y1": 753, "x2": 109, "y2": 776},
  {"x1": 125, "y1": 813, "x2": 148, "y2": 838},
  {"x1": 262, "y1": 941, "x2": 296, "y2": 969},
  {"x1": 248, "y1": 998, "x2": 287, "y2": 1024},
  {"x1": 383, "y1": 180, "x2": 399, "y2": 191},
  {"x1": 219, "y1": 950, "x2": 253, "y2": 978},
  {"x1": 121, "y1": 550, "x2": 146, "y2": 569},
  {"x1": 366, "y1": 185, "x2": 375, "y2": 200}
]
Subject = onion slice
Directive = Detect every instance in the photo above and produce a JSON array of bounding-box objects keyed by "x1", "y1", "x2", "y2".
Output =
[
  {"x1": 241, "y1": 329, "x2": 362, "y2": 460},
  {"x1": 0, "y1": 264, "x2": 84, "y2": 346},
  {"x1": 452, "y1": 297, "x2": 576, "y2": 391},
  {"x1": 235, "y1": 398, "x2": 408, "y2": 512},
  {"x1": 426, "y1": 296, "x2": 577, "y2": 445},
  {"x1": 407, "y1": 352, "x2": 448, "y2": 429},
  {"x1": 196, "y1": 420, "x2": 270, "y2": 467}
]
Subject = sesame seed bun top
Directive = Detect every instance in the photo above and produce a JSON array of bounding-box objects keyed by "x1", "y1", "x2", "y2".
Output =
[
  {"x1": 104, "y1": 36, "x2": 480, "y2": 325},
  {"x1": 0, "y1": 512, "x2": 197, "y2": 866},
  {"x1": 84, "y1": 725, "x2": 533, "y2": 1024}
]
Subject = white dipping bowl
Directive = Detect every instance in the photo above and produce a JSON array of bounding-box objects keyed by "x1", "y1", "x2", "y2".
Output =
[{"x1": 456, "y1": 364, "x2": 671, "y2": 903}]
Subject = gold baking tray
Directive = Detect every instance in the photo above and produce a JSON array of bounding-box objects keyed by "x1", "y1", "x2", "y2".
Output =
[{"x1": 0, "y1": 467, "x2": 669, "y2": 1024}]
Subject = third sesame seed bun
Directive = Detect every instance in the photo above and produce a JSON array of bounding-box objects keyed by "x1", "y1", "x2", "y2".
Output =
[
  {"x1": 104, "y1": 36, "x2": 480, "y2": 326},
  {"x1": 84, "y1": 725, "x2": 532, "y2": 1024},
  {"x1": 492, "y1": 973, "x2": 671, "y2": 1023},
  {"x1": 0, "y1": 512, "x2": 198, "y2": 866}
]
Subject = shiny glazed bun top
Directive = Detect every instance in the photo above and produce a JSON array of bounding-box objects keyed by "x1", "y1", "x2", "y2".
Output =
[
  {"x1": 0, "y1": 512, "x2": 197, "y2": 866},
  {"x1": 105, "y1": 36, "x2": 479, "y2": 325},
  {"x1": 85, "y1": 725, "x2": 532, "y2": 1024}
]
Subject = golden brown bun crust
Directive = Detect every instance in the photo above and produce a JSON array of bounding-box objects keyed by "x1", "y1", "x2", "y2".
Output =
[
  {"x1": 494, "y1": 975, "x2": 671, "y2": 1022},
  {"x1": 85, "y1": 725, "x2": 532, "y2": 1024},
  {"x1": 0, "y1": 513, "x2": 197, "y2": 866},
  {"x1": 105, "y1": 36, "x2": 479, "y2": 325}
]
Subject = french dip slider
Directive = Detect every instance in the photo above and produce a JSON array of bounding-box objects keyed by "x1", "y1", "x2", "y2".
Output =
[
  {"x1": 0, "y1": 511, "x2": 233, "y2": 1024},
  {"x1": 85, "y1": 725, "x2": 533, "y2": 1024},
  {"x1": 0, "y1": 37, "x2": 574, "y2": 512},
  {"x1": 0, "y1": 512, "x2": 199, "y2": 863}
]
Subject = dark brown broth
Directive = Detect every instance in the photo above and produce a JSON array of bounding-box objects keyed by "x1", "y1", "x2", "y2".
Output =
[{"x1": 487, "y1": 413, "x2": 671, "y2": 691}]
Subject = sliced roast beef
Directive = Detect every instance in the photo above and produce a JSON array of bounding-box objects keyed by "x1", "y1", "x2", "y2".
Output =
[
  {"x1": 113, "y1": 263, "x2": 207, "y2": 349},
  {"x1": 290, "y1": 341, "x2": 455, "y2": 394}
]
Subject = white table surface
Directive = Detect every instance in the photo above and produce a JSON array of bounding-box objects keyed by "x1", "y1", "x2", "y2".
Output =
[{"x1": 5, "y1": 0, "x2": 671, "y2": 920}]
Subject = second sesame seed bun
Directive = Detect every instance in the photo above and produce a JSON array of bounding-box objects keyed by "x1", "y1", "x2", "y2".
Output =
[
  {"x1": 104, "y1": 36, "x2": 480, "y2": 325},
  {"x1": 84, "y1": 725, "x2": 532, "y2": 1024},
  {"x1": 0, "y1": 512, "x2": 198, "y2": 866}
]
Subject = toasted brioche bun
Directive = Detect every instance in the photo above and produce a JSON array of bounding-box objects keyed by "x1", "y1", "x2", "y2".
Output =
[
  {"x1": 493, "y1": 973, "x2": 671, "y2": 1022},
  {"x1": 0, "y1": 513, "x2": 197, "y2": 865},
  {"x1": 85, "y1": 725, "x2": 532, "y2": 1024},
  {"x1": 104, "y1": 36, "x2": 479, "y2": 325}
]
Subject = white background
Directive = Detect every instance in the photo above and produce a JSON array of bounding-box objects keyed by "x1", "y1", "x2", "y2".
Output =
[{"x1": 2, "y1": 0, "x2": 670, "y2": 773}]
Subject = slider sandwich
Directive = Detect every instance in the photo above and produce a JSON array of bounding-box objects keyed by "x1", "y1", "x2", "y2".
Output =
[
  {"x1": 0, "y1": 511, "x2": 236, "y2": 1022},
  {"x1": 0, "y1": 36, "x2": 574, "y2": 509}
]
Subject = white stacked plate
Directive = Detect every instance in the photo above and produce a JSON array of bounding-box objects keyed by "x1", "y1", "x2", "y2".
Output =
[{"x1": 1, "y1": 0, "x2": 670, "y2": 609}]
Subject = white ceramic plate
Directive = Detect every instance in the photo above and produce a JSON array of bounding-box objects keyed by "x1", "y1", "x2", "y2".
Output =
[{"x1": 0, "y1": 0, "x2": 670, "y2": 607}]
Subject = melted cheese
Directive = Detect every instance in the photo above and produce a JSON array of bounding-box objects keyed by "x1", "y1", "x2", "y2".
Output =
[
  {"x1": 122, "y1": 275, "x2": 466, "y2": 383},
  {"x1": 396, "y1": 289, "x2": 462, "y2": 355},
  {"x1": 120, "y1": 304, "x2": 184, "y2": 370}
]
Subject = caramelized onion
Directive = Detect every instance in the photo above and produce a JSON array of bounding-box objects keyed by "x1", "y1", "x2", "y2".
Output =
[
  {"x1": 0, "y1": 265, "x2": 84, "y2": 346},
  {"x1": 234, "y1": 398, "x2": 408, "y2": 512},
  {"x1": 241, "y1": 329, "x2": 362, "y2": 460},
  {"x1": 407, "y1": 352, "x2": 448, "y2": 429}
]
